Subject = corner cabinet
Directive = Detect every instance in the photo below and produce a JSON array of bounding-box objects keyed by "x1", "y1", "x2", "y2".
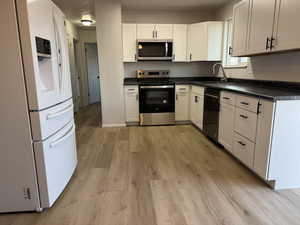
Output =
[
  {"x1": 124, "y1": 86, "x2": 139, "y2": 123},
  {"x1": 122, "y1": 24, "x2": 137, "y2": 62},
  {"x1": 188, "y1": 22, "x2": 223, "y2": 61},
  {"x1": 175, "y1": 85, "x2": 190, "y2": 121},
  {"x1": 233, "y1": 0, "x2": 300, "y2": 56}
]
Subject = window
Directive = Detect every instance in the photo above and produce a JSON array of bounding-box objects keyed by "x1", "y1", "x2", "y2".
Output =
[{"x1": 222, "y1": 18, "x2": 248, "y2": 68}]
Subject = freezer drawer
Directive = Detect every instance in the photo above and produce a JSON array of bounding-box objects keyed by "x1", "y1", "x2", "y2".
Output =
[
  {"x1": 30, "y1": 98, "x2": 74, "y2": 141},
  {"x1": 34, "y1": 120, "x2": 77, "y2": 208}
]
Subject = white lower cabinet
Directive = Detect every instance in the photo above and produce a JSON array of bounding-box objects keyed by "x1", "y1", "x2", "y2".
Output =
[
  {"x1": 124, "y1": 86, "x2": 139, "y2": 123},
  {"x1": 190, "y1": 86, "x2": 204, "y2": 129},
  {"x1": 175, "y1": 85, "x2": 190, "y2": 121},
  {"x1": 219, "y1": 103, "x2": 235, "y2": 153},
  {"x1": 253, "y1": 99, "x2": 275, "y2": 179},
  {"x1": 233, "y1": 132, "x2": 255, "y2": 169}
]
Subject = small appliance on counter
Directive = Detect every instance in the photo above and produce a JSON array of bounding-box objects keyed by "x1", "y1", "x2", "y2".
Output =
[{"x1": 137, "y1": 70, "x2": 175, "y2": 126}]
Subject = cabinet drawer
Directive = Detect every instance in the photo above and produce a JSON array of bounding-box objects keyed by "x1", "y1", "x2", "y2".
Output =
[
  {"x1": 191, "y1": 85, "x2": 205, "y2": 95},
  {"x1": 125, "y1": 86, "x2": 138, "y2": 93},
  {"x1": 220, "y1": 91, "x2": 236, "y2": 105},
  {"x1": 236, "y1": 94, "x2": 259, "y2": 113},
  {"x1": 233, "y1": 132, "x2": 255, "y2": 169},
  {"x1": 234, "y1": 108, "x2": 258, "y2": 142},
  {"x1": 30, "y1": 98, "x2": 74, "y2": 141},
  {"x1": 176, "y1": 85, "x2": 190, "y2": 93}
]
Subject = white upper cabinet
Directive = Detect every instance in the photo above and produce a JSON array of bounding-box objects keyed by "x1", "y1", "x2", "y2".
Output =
[
  {"x1": 232, "y1": 0, "x2": 250, "y2": 56},
  {"x1": 136, "y1": 24, "x2": 173, "y2": 39},
  {"x1": 272, "y1": 0, "x2": 300, "y2": 52},
  {"x1": 137, "y1": 24, "x2": 156, "y2": 39},
  {"x1": 188, "y1": 22, "x2": 223, "y2": 61},
  {"x1": 233, "y1": 0, "x2": 300, "y2": 56},
  {"x1": 122, "y1": 24, "x2": 137, "y2": 62},
  {"x1": 247, "y1": 0, "x2": 276, "y2": 55},
  {"x1": 173, "y1": 24, "x2": 188, "y2": 62},
  {"x1": 155, "y1": 24, "x2": 173, "y2": 39}
]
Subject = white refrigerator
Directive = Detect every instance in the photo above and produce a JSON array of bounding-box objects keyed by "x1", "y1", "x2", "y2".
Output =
[{"x1": 0, "y1": 0, "x2": 77, "y2": 212}]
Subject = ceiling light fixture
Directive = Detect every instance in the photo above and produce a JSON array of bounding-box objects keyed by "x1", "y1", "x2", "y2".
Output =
[{"x1": 81, "y1": 19, "x2": 93, "y2": 26}]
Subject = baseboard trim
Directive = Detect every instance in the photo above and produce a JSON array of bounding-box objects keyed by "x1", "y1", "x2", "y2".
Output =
[{"x1": 102, "y1": 123, "x2": 126, "y2": 128}]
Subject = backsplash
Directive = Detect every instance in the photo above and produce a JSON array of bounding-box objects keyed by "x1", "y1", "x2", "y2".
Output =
[{"x1": 124, "y1": 61, "x2": 216, "y2": 78}]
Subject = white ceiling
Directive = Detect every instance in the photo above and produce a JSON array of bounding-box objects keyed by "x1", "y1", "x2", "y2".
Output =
[{"x1": 53, "y1": 0, "x2": 229, "y2": 25}]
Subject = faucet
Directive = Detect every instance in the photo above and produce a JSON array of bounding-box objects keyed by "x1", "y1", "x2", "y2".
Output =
[{"x1": 213, "y1": 63, "x2": 228, "y2": 82}]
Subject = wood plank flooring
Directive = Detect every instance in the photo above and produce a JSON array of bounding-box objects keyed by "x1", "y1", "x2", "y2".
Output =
[{"x1": 1, "y1": 104, "x2": 300, "y2": 225}]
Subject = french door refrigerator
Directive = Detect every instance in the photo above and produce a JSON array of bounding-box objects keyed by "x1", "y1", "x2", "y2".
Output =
[{"x1": 0, "y1": 0, "x2": 77, "y2": 213}]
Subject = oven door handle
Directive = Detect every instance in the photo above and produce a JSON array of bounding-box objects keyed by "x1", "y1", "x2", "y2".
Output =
[{"x1": 140, "y1": 85, "x2": 174, "y2": 89}]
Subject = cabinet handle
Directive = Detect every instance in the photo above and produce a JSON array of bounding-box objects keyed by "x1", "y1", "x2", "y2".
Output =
[
  {"x1": 238, "y1": 141, "x2": 246, "y2": 146},
  {"x1": 229, "y1": 46, "x2": 233, "y2": 55},
  {"x1": 152, "y1": 30, "x2": 155, "y2": 38},
  {"x1": 179, "y1": 88, "x2": 186, "y2": 91},
  {"x1": 195, "y1": 96, "x2": 198, "y2": 103},
  {"x1": 136, "y1": 94, "x2": 139, "y2": 101},
  {"x1": 240, "y1": 101, "x2": 249, "y2": 105},
  {"x1": 172, "y1": 54, "x2": 175, "y2": 60},
  {"x1": 257, "y1": 103, "x2": 262, "y2": 114},
  {"x1": 223, "y1": 97, "x2": 230, "y2": 100},
  {"x1": 240, "y1": 114, "x2": 248, "y2": 119},
  {"x1": 270, "y1": 37, "x2": 276, "y2": 50},
  {"x1": 266, "y1": 37, "x2": 271, "y2": 50},
  {"x1": 134, "y1": 53, "x2": 137, "y2": 61},
  {"x1": 190, "y1": 53, "x2": 192, "y2": 61},
  {"x1": 155, "y1": 30, "x2": 158, "y2": 38},
  {"x1": 176, "y1": 94, "x2": 178, "y2": 101}
]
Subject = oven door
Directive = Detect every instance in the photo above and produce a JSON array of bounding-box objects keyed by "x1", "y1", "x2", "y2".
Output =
[
  {"x1": 137, "y1": 40, "x2": 173, "y2": 61},
  {"x1": 139, "y1": 85, "x2": 175, "y2": 125}
]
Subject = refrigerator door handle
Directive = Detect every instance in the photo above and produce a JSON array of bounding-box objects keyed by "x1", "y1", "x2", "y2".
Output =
[
  {"x1": 46, "y1": 104, "x2": 73, "y2": 120},
  {"x1": 50, "y1": 124, "x2": 75, "y2": 148},
  {"x1": 53, "y1": 15, "x2": 63, "y2": 91}
]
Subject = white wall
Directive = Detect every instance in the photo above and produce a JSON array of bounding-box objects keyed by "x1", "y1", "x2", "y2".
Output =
[
  {"x1": 95, "y1": 0, "x2": 125, "y2": 127},
  {"x1": 124, "y1": 61, "x2": 214, "y2": 78},
  {"x1": 77, "y1": 28, "x2": 97, "y2": 107},
  {"x1": 122, "y1": 9, "x2": 216, "y2": 24},
  {"x1": 216, "y1": 0, "x2": 300, "y2": 82}
]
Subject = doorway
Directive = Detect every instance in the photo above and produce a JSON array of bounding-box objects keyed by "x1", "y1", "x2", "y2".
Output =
[
  {"x1": 84, "y1": 43, "x2": 102, "y2": 126},
  {"x1": 85, "y1": 43, "x2": 101, "y2": 104}
]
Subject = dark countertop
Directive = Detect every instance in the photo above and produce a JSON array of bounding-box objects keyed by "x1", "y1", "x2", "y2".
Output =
[{"x1": 124, "y1": 77, "x2": 300, "y2": 101}]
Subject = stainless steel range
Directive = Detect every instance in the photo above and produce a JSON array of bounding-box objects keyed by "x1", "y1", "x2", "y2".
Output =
[{"x1": 138, "y1": 70, "x2": 175, "y2": 126}]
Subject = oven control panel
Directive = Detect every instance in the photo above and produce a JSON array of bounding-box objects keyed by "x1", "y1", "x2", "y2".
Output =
[{"x1": 137, "y1": 70, "x2": 169, "y2": 78}]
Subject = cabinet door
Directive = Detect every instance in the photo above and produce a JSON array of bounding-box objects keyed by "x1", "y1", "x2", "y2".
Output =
[
  {"x1": 232, "y1": 0, "x2": 251, "y2": 56},
  {"x1": 137, "y1": 24, "x2": 156, "y2": 39},
  {"x1": 125, "y1": 86, "x2": 139, "y2": 122},
  {"x1": 254, "y1": 100, "x2": 275, "y2": 180},
  {"x1": 247, "y1": 0, "x2": 276, "y2": 54},
  {"x1": 219, "y1": 103, "x2": 235, "y2": 153},
  {"x1": 175, "y1": 85, "x2": 189, "y2": 121},
  {"x1": 155, "y1": 24, "x2": 173, "y2": 39},
  {"x1": 272, "y1": 0, "x2": 300, "y2": 52},
  {"x1": 173, "y1": 24, "x2": 188, "y2": 62},
  {"x1": 195, "y1": 95, "x2": 204, "y2": 130},
  {"x1": 122, "y1": 24, "x2": 137, "y2": 62},
  {"x1": 189, "y1": 23, "x2": 206, "y2": 61},
  {"x1": 207, "y1": 22, "x2": 223, "y2": 61}
]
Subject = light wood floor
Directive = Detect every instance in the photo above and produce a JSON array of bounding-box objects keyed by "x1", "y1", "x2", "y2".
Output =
[{"x1": 1, "y1": 105, "x2": 300, "y2": 225}]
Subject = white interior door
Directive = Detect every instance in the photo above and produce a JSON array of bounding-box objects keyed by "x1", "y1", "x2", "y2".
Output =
[
  {"x1": 85, "y1": 43, "x2": 101, "y2": 104},
  {"x1": 67, "y1": 36, "x2": 80, "y2": 112}
]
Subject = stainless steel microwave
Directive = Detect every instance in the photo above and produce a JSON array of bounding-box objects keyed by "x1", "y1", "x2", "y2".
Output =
[{"x1": 137, "y1": 39, "x2": 173, "y2": 61}]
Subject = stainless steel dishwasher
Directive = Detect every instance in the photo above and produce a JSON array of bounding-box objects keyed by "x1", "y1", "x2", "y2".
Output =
[{"x1": 203, "y1": 88, "x2": 220, "y2": 142}]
